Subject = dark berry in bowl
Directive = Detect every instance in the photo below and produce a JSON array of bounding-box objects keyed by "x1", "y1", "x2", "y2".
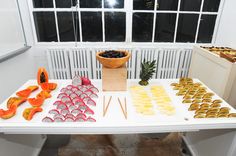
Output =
[{"x1": 99, "y1": 50, "x2": 126, "y2": 58}]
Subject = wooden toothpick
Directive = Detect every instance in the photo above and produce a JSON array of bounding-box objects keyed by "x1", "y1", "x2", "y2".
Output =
[
  {"x1": 103, "y1": 96, "x2": 112, "y2": 117},
  {"x1": 118, "y1": 97, "x2": 127, "y2": 119},
  {"x1": 124, "y1": 97, "x2": 127, "y2": 118},
  {"x1": 103, "y1": 96, "x2": 105, "y2": 116}
]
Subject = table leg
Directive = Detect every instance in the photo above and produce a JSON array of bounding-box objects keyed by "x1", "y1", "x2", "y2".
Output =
[{"x1": 183, "y1": 129, "x2": 236, "y2": 156}]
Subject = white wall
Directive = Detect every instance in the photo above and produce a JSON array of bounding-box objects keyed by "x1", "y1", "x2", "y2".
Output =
[
  {"x1": 215, "y1": 0, "x2": 236, "y2": 47},
  {"x1": 0, "y1": 0, "x2": 25, "y2": 57},
  {"x1": 0, "y1": 0, "x2": 236, "y2": 104},
  {"x1": 0, "y1": 0, "x2": 236, "y2": 155},
  {"x1": 0, "y1": 134, "x2": 46, "y2": 156},
  {"x1": 0, "y1": 0, "x2": 49, "y2": 103},
  {"x1": 0, "y1": 46, "x2": 48, "y2": 103},
  {"x1": 0, "y1": 0, "x2": 234, "y2": 149}
]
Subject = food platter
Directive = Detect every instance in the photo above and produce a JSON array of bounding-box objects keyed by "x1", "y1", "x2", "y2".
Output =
[
  {"x1": 201, "y1": 46, "x2": 236, "y2": 63},
  {"x1": 0, "y1": 79, "x2": 236, "y2": 134}
]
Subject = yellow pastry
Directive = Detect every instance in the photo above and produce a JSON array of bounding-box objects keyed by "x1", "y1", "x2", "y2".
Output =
[
  {"x1": 195, "y1": 109, "x2": 207, "y2": 114},
  {"x1": 213, "y1": 99, "x2": 223, "y2": 104},
  {"x1": 228, "y1": 113, "x2": 236, "y2": 117},
  {"x1": 194, "y1": 113, "x2": 206, "y2": 118},
  {"x1": 210, "y1": 103, "x2": 221, "y2": 108},
  {"x1": 206, "y1": 115, "x2": 217, "y2": 118}
]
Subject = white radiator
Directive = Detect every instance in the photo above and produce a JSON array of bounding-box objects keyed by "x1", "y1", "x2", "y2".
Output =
[
  {"x1": 46, "y1": 48, "x2": 71, "y2": 79},
  {"x1": 47, "y1": 47, "x2": 192, "y2": 79}
]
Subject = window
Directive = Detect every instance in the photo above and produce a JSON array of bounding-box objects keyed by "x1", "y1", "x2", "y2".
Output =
[
  {"x1": 33, "y1": 12, "x2": 57, "y2": 42},
  {"x1": 133, "y1": 13, "x2": 154, "y2": 42},
  {"x1": 81, "y1": 12, "x2": 102, "y2": 42},
  {"x1": 105, "y1": 12, "x2": 126, "y2": 41},
  {"x1": 154, "y1": 13, "x2": 176, "y2": 42},
  {"x1": 30, "y1": 0, "x2": 221, "y2": 43}
]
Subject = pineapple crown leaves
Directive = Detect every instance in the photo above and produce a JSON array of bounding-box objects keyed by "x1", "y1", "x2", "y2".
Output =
[{"x1": 139, "y1": 59, "x2": 157, "y2": 81}]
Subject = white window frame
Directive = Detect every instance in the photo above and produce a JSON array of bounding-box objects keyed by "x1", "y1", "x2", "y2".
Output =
[{"x1": 27, "y1": 0, "x2": 225, "y2": 46}]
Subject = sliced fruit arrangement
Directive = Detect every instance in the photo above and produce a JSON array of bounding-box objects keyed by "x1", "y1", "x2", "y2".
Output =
[
  {"x1": 42, "y1": 76, "x2": 98, "y2": 122},
  {"x1": 37, "y1": 67, "x2": 49, "y2": 85},
  {"x1": 0, "y1": 105, "x2": 17, "y2": 119},
  {"x1": 0, "y1": 67, "x2": 57, "y2": 120},
  {"x1": 130, "y1": 85, "x2": 175, "y2": 116},
  {"x1": 151, "y1": 86, "x2": 176, "y2": 116},
  {"x1": 23, "y1": 107, "x2": 43, "y2": 121},
  {"x1": 7, "y1": 97, "x2": 27, "y2": 109},
  {"x1": 40, "y1": 82, "x2": 57, "y2": 92},
  {"x1": 130, "y1": 86, "x2": 155, "y2": 115},
  {"x1": 16, "y1": 86, "x2": 39, "y2": 98},
  {"x1": 22, "y1": 67, "x2": 57, "y2": 121},
  {"x1": 28, "y1": 97, "x2": 45, "y2": 107},
  {"x1": 0, "y1": 86, "x2": 39, "y2": 119},
  {"x1": 170, "y1": 78, "x2": 236, "y2": 118},
  {"x1": 36, "y1": 90, "x2": 52, "y2": 99}
]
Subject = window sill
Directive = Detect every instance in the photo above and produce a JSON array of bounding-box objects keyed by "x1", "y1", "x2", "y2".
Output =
[{"x1": 0, "y1": 46, "x2": 31, "y2": 63}]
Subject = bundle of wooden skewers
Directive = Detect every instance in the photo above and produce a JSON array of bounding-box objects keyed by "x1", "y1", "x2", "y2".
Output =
[{"x1": 103, "y1": 96, "x2": 127, "y2": 119}]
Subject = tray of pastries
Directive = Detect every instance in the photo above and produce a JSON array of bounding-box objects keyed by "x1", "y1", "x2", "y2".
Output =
[
  {"x1": 200, "y1": 46, "x2": 236, "y2": 63},
  {"x1": 170, "y1": 78, "x2": 236, "y2": 119}
]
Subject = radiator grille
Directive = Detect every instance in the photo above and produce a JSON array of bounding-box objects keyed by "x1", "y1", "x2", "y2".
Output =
[
  {"x1": 46, "y1": 48, "x2": 71, "y2": 79},
  {"x1": 47, "y1": 47, "x2": 192, "y2": 79}
]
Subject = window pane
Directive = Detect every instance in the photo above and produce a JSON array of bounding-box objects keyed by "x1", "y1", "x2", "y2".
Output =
[
  {"x1": 180, "y1": 0, "x2": 202, "y2": 11},
  {"x1": 57, "y1": 12, "x2": 80, "y2": 42},
  {"x1": 81, "y1": 12, "x2": 102, "y2": 41},
  {"x1": 132, "y1": 13, "x2": 154, "y2": 42},
  {"x1": 133, "y1": 0, "x2": 155, "y2": 10},
  {"x1": 33, "y1": 0, "x2": 53, "y2": 8},
  {"x1": 203, "y1": 0, "x2": 221, "y2": 12},
  {"x1": 105, "y1": 12, "x2": 125, "y2": 42},
  {"x1": 55, "y1": 0, "x2": 76, "y2": 8},
  {"x1": 104, "y1": 0, "x2": 124, "y2": 8},
  {"x1": 157, "y1": 0, "x2": 178, "y2": 10},
  {"x1": 197, "y1": 15, "x2": 216, "y2": 43},
  {"x1": 33, "y1": 12, "x2": 57, "y2": 42},
  {"x1": 176, "y1": 14, "x2": 199, "y2": 42},
  {"x1": 80, "y1": 0, "x2": 102, "y2": 8},
  {"x1": 155, "y1": 13, "x2": 176, "y2": 42}
]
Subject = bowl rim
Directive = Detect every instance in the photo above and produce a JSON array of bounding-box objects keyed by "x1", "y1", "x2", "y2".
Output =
[{"x1": 96, "y1": 50, "x2": 131, "y2": 60}]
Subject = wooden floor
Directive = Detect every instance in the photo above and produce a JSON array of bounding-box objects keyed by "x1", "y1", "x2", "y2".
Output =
[{"x1": 58, "y1": 133, "x2": 183, "y2": 156}]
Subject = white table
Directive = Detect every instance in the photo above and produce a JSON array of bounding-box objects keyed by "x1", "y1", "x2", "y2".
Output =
[
  {"x1": 0, "y1": 79, "x2": 236, "y2": 156},
  {"x1": 1, "y1": 79, "x2": 236, "y2": 134}
]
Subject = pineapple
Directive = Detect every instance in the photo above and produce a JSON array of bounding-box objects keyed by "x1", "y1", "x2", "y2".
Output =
[{"x1": 139, "y1": 59, "x2": 156, "y2": 86}]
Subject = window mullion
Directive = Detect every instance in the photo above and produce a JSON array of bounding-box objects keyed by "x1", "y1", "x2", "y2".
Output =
[
  {"x1": 194, "y1": 0, "x2": 205, "y2": 43},
  {"x1": 173, "y1": 0, "x2": 182, "y2": 43},
  {"x1": 29, "y1": 0, "x2": 222, "y2": 44},
  {"x1": 102, "y1": 0, "x2": 105, "y2": 42},
  {"x1": 151, "y1": 0, "x2": 158, "y2": 42},
  {"x1": 28, "y1": 0, "x2": 38, "y2": 43},
  {"x1": 53, "y1": 0, "x2": 60, "y2": 42},
  {"x1": 77, "y1": 0, "x2": 83, "y2": 42},
  {"x1": 212, "y1": 0, "x2": 226, "y2": 44},
  {"x1": 125, "y1": 0, "x2": 132, "y2": 42}
]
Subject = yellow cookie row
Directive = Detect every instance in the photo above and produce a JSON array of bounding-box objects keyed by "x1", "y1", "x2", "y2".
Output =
[
  {"x1": 151, "y1": 86, "x2": 176, "y2": 116},
  {"x1": 130, "y1": 86, "x2": 155, "y2": 116}
]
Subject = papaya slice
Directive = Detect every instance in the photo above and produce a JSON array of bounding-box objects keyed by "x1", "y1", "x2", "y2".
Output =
[
  {"x1": 7, "y1": 97, "x2": 27, "y2": 109},
  {"x1": 28, "y1": 97, "x2": 45, "y2": 107},
  {"x1": 16, "y1": 85, "x2": 39, "y2": 98},
  {"x1": 40, "y1": 82, "x2": 57, "y2": 92},
  {"x1": 36, "y1": 91, "x2": 51, "y2": 99},
  {"x1": 22, "y1": 108, "x2": 31, "y2": 120},
  {"x1": 23, "y1": 107, "x2": 43, "y2": 121},
  {"x1": 0, "y1": 105, "x2": 17, "y2": 119},
  {"x1": 37, "y1": 67, "x2": 49, "y2": 85},
  {"x1": 16, "y1": 88, "x2": 32, "y2": 98},
  {"x1": 27, "y1": 86, "x2": 39, "y2": 92}
]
